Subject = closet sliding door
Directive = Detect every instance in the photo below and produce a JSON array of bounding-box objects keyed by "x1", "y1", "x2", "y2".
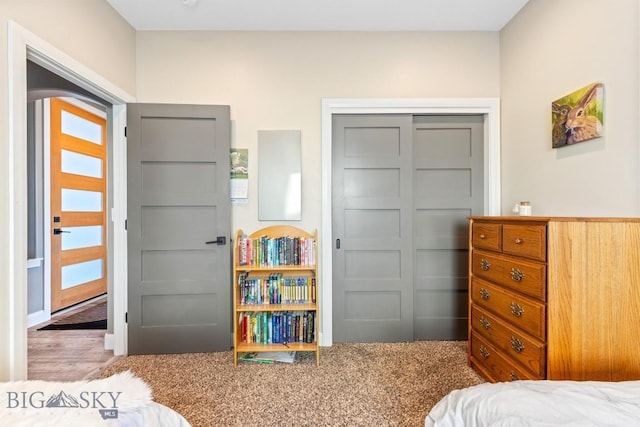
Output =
[{"x1": 332, "y1": 114, "x2": 484, "y2": 342}]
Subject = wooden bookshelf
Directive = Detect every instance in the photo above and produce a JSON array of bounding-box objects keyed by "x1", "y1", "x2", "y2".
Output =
[{"x1": 233, "y1": 225, "x2": 319, "y2": 366}]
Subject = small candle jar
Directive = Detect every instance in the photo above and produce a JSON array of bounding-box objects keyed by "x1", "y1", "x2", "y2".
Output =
[{"x1": 518, "y1": 201, "x2": 532, "y2": 216}]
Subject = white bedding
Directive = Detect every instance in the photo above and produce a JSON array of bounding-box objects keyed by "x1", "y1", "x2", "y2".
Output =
[
  {"x1": 117, "y1": 402, "x2": 191, "y2": 427},
  {"x1": 426, "y1": 380, "x2": 640, "y2": 427}
]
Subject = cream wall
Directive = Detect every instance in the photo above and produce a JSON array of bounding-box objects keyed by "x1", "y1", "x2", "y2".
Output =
[
  {"x1": 0, "y1": 0, "x2": 136, "y2": 380},
  {"x1": 500, "y1": 0, "x2": 640, "y2": 216},
  {"x1": 136, "y1": 31, "x2": 501, "y2": 234},
  {"x1": 0, "y1": 0, "x2": 136, "y2": 94}
]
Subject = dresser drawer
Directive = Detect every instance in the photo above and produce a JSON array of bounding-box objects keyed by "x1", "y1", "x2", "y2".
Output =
[
  {"x1": 472, "y1": 222, "x2": 502, "y2": 252},
  {"x1": 471, "y1": 305, "x2": 546, "y2": 377},
  {"x1": 503, "y1": 224, "x2": 546, "y2": 261},
  {"x1": 471, "y1": 278, "x2": 546, "y2": 341},
  {"x1": 470, "y1": 332, "x2": 543, "y2": 382},
  {"x1": 472, "y1": 250, "x2": 546, "y2": 301}
]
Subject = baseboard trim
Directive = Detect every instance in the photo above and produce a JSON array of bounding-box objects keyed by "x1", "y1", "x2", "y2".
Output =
[
  {"x1": 27, "y1": 310, "x2": 50, "y2": 328},
  {"x1": 104, "y1": 333, "x2": 115, "y2": 350}
]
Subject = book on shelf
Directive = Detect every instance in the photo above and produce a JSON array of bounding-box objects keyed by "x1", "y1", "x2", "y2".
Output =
[
  {"x1": 238, "y1": 271, "x2": 316, "y2": 305},
  {"x1": 238, "y1": 311, "x2": 316, "y2": 345},
  {"x1": 236, "y1": 233, "x2": 316, "y2": 267},
  {"x1": 269, "y1": 351, "x2": 296, "y2": 363},
  {"x1": 238, "y1": 353, "x2": 274, "y2": 364},
  {"x1": 238, "y1": 351, "x2": 296, "y2": 364}
]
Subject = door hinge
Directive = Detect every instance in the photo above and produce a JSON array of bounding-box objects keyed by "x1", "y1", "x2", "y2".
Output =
[
  {"x1": 125, "y1": 312, "x2": 128, "y2": 323},
  {"x1": 125, "y1": 219, "x2": 127, "y2": 230},
  {"x1": 124, "y1": 126, "x2": 127, "y2": 137}
]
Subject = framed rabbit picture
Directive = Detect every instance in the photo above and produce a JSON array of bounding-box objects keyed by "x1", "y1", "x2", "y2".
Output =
[{"x1": 551, "y1": 82, "x2": 604, "y2": 148}]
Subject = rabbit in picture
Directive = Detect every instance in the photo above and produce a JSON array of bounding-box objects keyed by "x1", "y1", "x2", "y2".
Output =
[
  {"x1": 552, "y1": 103, "x2": 571, "y2": 147},
  {"x1": 564, "y1": 83, "x2": 603, "y2": 145}
]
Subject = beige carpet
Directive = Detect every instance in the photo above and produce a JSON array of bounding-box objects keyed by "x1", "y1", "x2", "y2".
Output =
[{"x1": 101, "y1": 341, "x2": 484, "y2": 427}]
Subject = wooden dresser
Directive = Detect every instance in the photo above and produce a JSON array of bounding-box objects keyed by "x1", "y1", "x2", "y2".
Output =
[{"x1": 468, "y1": 216, "x2": 640, "y2": 382}]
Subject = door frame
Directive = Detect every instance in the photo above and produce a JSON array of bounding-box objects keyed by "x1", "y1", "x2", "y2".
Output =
[
  {"x1": 7, "y1": 21, "x2": 134, "y2": 380},
  {"x1": 27, "y1": 97, "x2": 109, "y2": 328},
  {"x1": 320, "y1": 98, "x2": 501, "y2": 346}
]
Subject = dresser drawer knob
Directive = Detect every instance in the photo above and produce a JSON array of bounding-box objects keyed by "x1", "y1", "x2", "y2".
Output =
[
  {"x1": 514, "y1": 238, "x2": 523, "y2": 244},
  {"x1": 479, "y1": 234, "x2": 486, "y2": 239},
  {"x1": 510, "y1": 336, "x2": 525, "y2": 353},
  {"x1": 479, "y1": 288, "x2": 490, "y2": 300},
  {"x1": 510, "y1": 302, "x2": 525, "y2": 317},
  {"x1": 510, "y1": 371, "x2": 521, "y2": 381},
  {"x1": 510, "y1": 268, "x2": 525, "y2": 282},
  {"x1": 479, "y1": 345, "x2": 490, "y2": 359},
  {"x1": 479, "y1": 316, "x2": 491, "y2": 329},
  {"x1": 480, "y1": 259, "x2": 491, "y2": 271}
]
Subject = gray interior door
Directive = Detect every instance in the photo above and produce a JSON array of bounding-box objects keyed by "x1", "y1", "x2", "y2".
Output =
[
  {"x1": 127, "y1": 103, "x2": 231, "y2": 354},
  {"x1": 413, "y1": 115, "x2": 484, "y2": 340},
  {"x1": 332, "y1": 114, "x2": 484, "y2": 343},
  {"x1": 332, "y1": 115, "x2": 414, "y2": 342}
]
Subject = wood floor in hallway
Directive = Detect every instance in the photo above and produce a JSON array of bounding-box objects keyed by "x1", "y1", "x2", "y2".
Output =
[{"x1": 28, "y1": 297, "x2": 120, "y2": 381}]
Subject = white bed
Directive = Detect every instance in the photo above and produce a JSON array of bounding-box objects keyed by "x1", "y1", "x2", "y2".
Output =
[
  {"x1": 426, "y1": 380, "x2": 640, "y2": 427},
  {"x1": 0, "y1": 371, "x2": 191, "y2": 427}
]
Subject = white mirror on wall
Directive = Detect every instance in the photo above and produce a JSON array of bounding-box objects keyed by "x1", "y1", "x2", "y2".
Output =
[{"x1": 258, "y1": 130, "x2": 302, "y2": 220}]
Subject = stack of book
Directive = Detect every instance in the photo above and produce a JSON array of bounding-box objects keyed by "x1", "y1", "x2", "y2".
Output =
[
  {"x1": 238, "y1": 311, "x2": 315, "y2": 345},
  {"x1": 238, "y1": 272, "x2": 316, "y2": 305},
  {"x1": 237, "y1": 234, "x2": 316, "y2": 267}
]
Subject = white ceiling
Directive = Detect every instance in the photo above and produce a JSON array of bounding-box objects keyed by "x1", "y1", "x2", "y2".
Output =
[{"x1": 105, "y1": 0, "x2": 530, "y2": 31}]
